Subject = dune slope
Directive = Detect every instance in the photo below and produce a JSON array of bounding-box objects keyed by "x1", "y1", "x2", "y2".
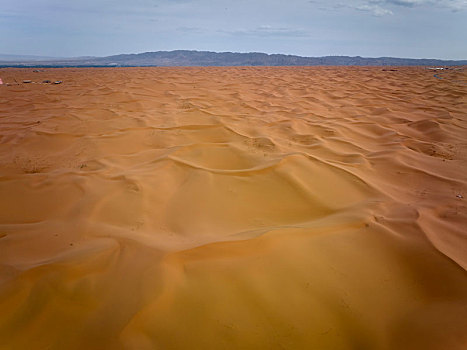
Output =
[{"x1": 0, "y1": 66, "x2": 466, "y2": 350}]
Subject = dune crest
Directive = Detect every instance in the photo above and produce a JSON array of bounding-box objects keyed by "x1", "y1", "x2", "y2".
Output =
[{"x1": 0, "y1": 67, "x2": 466, "y2": 349}]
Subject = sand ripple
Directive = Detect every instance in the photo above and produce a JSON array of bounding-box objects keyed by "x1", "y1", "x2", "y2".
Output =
[{"x1": 0, "y1": 67, "x2": 466, "y2": 349}]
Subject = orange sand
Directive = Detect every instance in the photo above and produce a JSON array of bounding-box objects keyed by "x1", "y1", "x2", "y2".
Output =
[{"x1": 0, "y1": 67, "x2": 466, "y2": 349}]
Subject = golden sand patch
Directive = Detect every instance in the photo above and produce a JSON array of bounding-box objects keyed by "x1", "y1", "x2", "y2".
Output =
[{"x1": 0, "y1": 67, "x2": 466, "y2": 349}]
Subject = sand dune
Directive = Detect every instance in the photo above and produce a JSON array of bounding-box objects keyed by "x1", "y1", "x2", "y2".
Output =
[{"x1": 0, "y1": 66, "x2": 466, "y2": 349}]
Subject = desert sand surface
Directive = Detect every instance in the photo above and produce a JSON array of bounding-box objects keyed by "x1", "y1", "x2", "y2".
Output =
[{"x1": 0, "y1": 66, "x2": 466, "y2": 350}]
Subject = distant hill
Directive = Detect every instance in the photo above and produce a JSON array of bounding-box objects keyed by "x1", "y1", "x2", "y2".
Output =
[{"x1": 0, "y1": 50, "x2": 466, "y2": 67}]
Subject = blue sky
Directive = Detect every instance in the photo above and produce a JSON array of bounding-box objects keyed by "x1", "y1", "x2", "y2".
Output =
[{"x1": 1, "y1": 0, "x2": 466, "y2": 59}]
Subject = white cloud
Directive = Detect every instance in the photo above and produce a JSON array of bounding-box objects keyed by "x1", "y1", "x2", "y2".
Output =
[
  {"x1": 356, "y1": 4, "x2": 394, "y2": 16},
  {"x1": 311, "y1": 0, "x2": 467, "y2": 14},
  {"x1": 374, "y1": 0, "x2": 467, "y2": 10},
  {"x1": 383, "y1": 0, "x2": 424, "y2": 7},
  {"x1": 309, "y1": 1, "x2": 394, "y2": 16}
]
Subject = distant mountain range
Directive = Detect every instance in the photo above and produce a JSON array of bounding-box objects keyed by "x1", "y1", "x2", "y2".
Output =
[{"x1": 1, "y1": 50, "x2": 466, "y2": 67}]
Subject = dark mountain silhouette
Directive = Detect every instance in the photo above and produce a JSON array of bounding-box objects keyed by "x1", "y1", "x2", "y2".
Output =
[{"x1": 1, "y1": 50, "x2": 466, "y2": 67}]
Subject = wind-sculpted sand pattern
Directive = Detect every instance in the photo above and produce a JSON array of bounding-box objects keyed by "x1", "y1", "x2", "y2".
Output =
[{"x1": 0, "y1": 67, "x2": 466, "y2": 349}]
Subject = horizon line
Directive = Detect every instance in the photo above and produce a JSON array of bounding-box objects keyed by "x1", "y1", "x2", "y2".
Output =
[{"x1": 1, "y1": 50, "x2": 466, "y2": 62}]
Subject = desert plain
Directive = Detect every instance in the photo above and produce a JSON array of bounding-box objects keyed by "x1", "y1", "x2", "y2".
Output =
[{"x1": 0, "y1": 66, "x2": 466, "y2": 349}]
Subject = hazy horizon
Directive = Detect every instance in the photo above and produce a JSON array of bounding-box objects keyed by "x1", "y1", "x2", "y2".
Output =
[
  {"x1": 0, "y1": 50, "x2": 466, "y2": 62},
  {"x1": 1, "y1": 0, "x2": 467, "y2": 60}
]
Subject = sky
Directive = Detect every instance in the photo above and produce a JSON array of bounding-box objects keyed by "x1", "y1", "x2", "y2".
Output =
[{"x1": 1, "y1": 0, "x2": 466, "y2": 59}]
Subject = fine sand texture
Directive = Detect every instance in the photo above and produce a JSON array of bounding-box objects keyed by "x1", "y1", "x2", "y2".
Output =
[{"x1": 0, "y1": 66, "x2": 466, "y2": 349}]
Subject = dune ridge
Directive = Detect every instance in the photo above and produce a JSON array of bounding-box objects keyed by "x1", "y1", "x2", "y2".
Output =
[{"x1": 0, "y1": 66, "x2": 466, "y2": 349}]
